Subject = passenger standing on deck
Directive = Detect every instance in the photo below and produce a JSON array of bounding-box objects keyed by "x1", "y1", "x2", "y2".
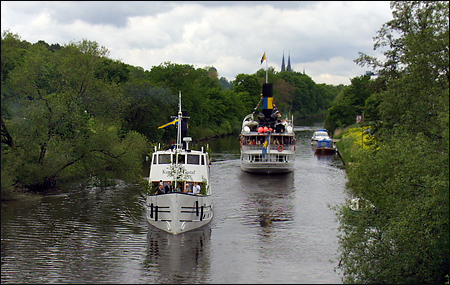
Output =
[
  {"x1": 184, "y1": 183, "x2": 190, "y2": 194},
  {"x1": 192, "y1": 182, "x2": 201, "y2": 195},
  {"x1": 157, "y1": 184, "x2": 165, "y2": 195},
  {"x1": 164, "y1": 181, "x2": 173, "y2": 193}
]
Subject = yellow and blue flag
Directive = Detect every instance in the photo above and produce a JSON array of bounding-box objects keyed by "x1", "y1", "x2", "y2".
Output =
[
  {"x1": 260, "y1": 52, "x2": 266, "y2": 64},
  {"x1": 261, "y1": 136, "x2": 269, "y2": 158},
  {"x1": 158, "y1": 118, "x2": 179, "y2": 129}
]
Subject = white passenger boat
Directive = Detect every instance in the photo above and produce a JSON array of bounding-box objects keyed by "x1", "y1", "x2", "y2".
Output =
[
  {"x1": 311, "y1": 129, "x2": 331, "y2": 143},
  {"x1": 146, "y1": 92, "x2": 213, "y2": 235},
  {"x1": 239, "y1": 83, "x2": 296, "y2": 174},
  {"x1": 311, "y1": 129, "x2": 337, "y2": 155}
]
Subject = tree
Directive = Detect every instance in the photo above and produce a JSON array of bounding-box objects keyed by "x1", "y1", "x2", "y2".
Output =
[
  {"x1": 219, "y1": 77, "x2": 233, "y2": 90},
  {"x1": 1, "y1": 30, "x2": 31, "y2": 84},
  {"x1": 355, "y1": 1, "x2": 449, "y2": 138},
  {"x1": 324, "y1": 103, "x2": 356, "y2": 133},
  {"x1": 1, "y1": 38, "x2": 149, "y2": 193},
  {"x1": 337, "y1": 2, "x2": 449, "y2": 283},
  {"x1": 324, "y1": 75, "x2": 372, "y2": 134},
  {"x1": 273, "y1": 78, "x2": 295, "y2": 115},
  {"x1": 233, "y1": 73, "x2": 262, "y2": 114}
]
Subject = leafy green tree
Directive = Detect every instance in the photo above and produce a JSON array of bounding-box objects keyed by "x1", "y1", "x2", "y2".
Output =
[
  {"x1": 355, "y1": 1, "x2": 449, "y2": 139},
  {"x1": 146, "y1": 62, "x2": 224, "y2": 138},
  {"x1": 324, "y1": 75, "x2": 371, "y2": 134},
  {"x1": 277, "y1": 71, "x2": 337, "y2": 119},
  {"x1": 325, "y1": 103, "x2": 357, "y2": 133},
  {"x1": 233, "y1": 73, "x2": 261, "y2": 114},
  {"x1": 219, "y1": 76, "x2": 233, "y2": 90},
  {"x1": 339, "y1": 133, "x2": 449, "y2": 284},
  {"x1": 273, "y1": 78, "x2": 295, "y2": 116},
  {"x1": 122, "y1": 61, "x2": 245, "y2": 141},
  {"x1": 1, "y1": 30, "x2": 31, "y2": 84},
  {"x1": 255, "y1": 66, "x2": 278, "y2": 84},
  {"x1": 1, "y1": 38, "x2": 149, "y2": 193},
  {"x1": 337, "y1": 1, "x2": 449, "y2": 283},
  {"x1": 120, "y1": 82, "x2": 176, "y2": 143}
]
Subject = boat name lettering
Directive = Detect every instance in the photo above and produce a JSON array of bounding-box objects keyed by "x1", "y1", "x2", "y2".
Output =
[{"x1": 162, "y1": 170, "x2": 196, "y2": 174}]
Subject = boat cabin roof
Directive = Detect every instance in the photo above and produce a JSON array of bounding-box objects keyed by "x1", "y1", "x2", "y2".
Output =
[{"x1": 152, "y1": 150, "x2": 209, "y2": 165}]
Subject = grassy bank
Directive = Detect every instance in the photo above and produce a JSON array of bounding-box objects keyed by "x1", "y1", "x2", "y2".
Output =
[{"x1": 334, "y1": 125, "x2": 377, "y2": 165}]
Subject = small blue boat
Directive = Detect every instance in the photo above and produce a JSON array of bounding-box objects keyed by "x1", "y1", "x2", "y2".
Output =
[{"x1": 314, "y1": 138, "x2": 337, "y2": 154}]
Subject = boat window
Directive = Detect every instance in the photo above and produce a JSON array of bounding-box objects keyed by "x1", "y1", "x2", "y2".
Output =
[
  {"x1": 272, "y1": 136, "x2": 281, "y2": 144},
  {"x1": 158, "y1": 154, "x2": 171, "y2": 164},
  {"x1": 201, "y1": 155, "x2": 205, "y2": 165},
  {"x1": 187, "y1": 154, "x2": 199, "y2": 165},
  {"x1": 253, "y1": 154, "x2": 262, "y2": 162},
  {"x1": 315, "y1": 131, "x2": 328, "y2": 137},
  {"x1": 175, "y1": 154, "x2": 185, "y2": 164}
]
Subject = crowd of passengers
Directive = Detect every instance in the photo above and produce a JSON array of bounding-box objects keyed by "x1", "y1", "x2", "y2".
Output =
[
  {"x1": 155, "y1": 180, "x2": 202, "y2": 195},
  {"x1": 241, "y1": 137, "x2": 294, "y2": 146}
]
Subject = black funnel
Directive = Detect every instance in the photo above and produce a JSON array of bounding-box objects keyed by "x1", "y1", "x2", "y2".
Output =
[{"x1": 262, "y1": 83, "x2": 273, "y2": 119}]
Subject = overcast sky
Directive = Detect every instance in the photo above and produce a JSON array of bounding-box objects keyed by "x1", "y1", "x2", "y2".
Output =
[{"x1": 1, "y1": 1, "x2": 393, "y2": 85}]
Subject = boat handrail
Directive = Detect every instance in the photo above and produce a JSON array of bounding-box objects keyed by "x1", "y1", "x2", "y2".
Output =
[
  {"x1": 241, "y1": 144, "x2": 295, "y2": 151},
  {"x1": 242, "y1": 114, "x2": 254, "y2": 123}
]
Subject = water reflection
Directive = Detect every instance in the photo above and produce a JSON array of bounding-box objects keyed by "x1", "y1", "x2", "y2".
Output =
[
  {"x1": 197, "y1": 135, "x2": 240, "y2": 162},
  {"x1": 315, "y1": 153, "x2": 337, "y2": 161},
  {"x1": 1, "y1": 183, "x2": 148, "y2": 284},
  {"x1": 237, "y1": 171, "x2": 295, "y2": 236},
  {"x1": 144, "y1": 226, "x2": 212, "y2": 283}
]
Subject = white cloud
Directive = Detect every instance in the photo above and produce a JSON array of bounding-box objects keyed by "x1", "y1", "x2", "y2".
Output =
[{"x1": 1, "y1": 1, "x2": 393, "y2": 85}]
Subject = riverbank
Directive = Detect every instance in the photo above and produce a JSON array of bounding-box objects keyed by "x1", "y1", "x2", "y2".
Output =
[
  {"x1": 332, "y1": 125, "x2": 374, "y2": 167},
  {"x1": 1, "y1": 190, "x2": 44, "y2": 202}
]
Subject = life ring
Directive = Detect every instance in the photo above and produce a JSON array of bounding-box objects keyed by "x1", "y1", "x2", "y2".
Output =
[{"x1": 277, "y1": 145, "x2": 284, "y2": 152}]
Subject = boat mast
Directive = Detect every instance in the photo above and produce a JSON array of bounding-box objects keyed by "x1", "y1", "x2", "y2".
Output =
[
  {"x1": 176, "y1": 91, "x2": 182, "y2": 150},
  {"x1": 265, "y1": 56, "x2": 268, "y2": 83},
  {"x1": 174, "y1": 91, "x2": 182, "y2": 189}
]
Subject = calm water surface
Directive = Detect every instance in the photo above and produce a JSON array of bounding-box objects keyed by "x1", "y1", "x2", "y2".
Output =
[{"x1": 1, "y1": 119, "x2": 348, "y2": 283}]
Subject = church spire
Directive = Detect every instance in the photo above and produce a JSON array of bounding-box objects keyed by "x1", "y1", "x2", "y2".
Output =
[
  {"x1": 281, "y1": 51, "x2": 285, "y2": 71},
  {"x1": 287, "y1": 51, "x2": 292, "y2": 72}
]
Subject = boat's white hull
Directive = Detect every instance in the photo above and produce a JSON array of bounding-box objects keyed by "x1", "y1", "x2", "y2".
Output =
[
  {"x1": 239, "y1": 144, "x2": 296, "y2": 174},
  {"x1": 240, "y1": 160, "x2": 294, "y2": 173},
  {"x1": 146, "y1": 193, "x2": 213, "y2": 235}
]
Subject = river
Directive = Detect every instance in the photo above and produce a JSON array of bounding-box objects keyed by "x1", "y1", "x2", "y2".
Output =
[{"x1": 1, "y1": 118, "x2": 348, "y2": 284}]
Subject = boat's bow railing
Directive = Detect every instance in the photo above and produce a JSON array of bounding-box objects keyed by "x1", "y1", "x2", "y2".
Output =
[{"x1": 242, "y1": 114, "x2": 254, "y2": 124}]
